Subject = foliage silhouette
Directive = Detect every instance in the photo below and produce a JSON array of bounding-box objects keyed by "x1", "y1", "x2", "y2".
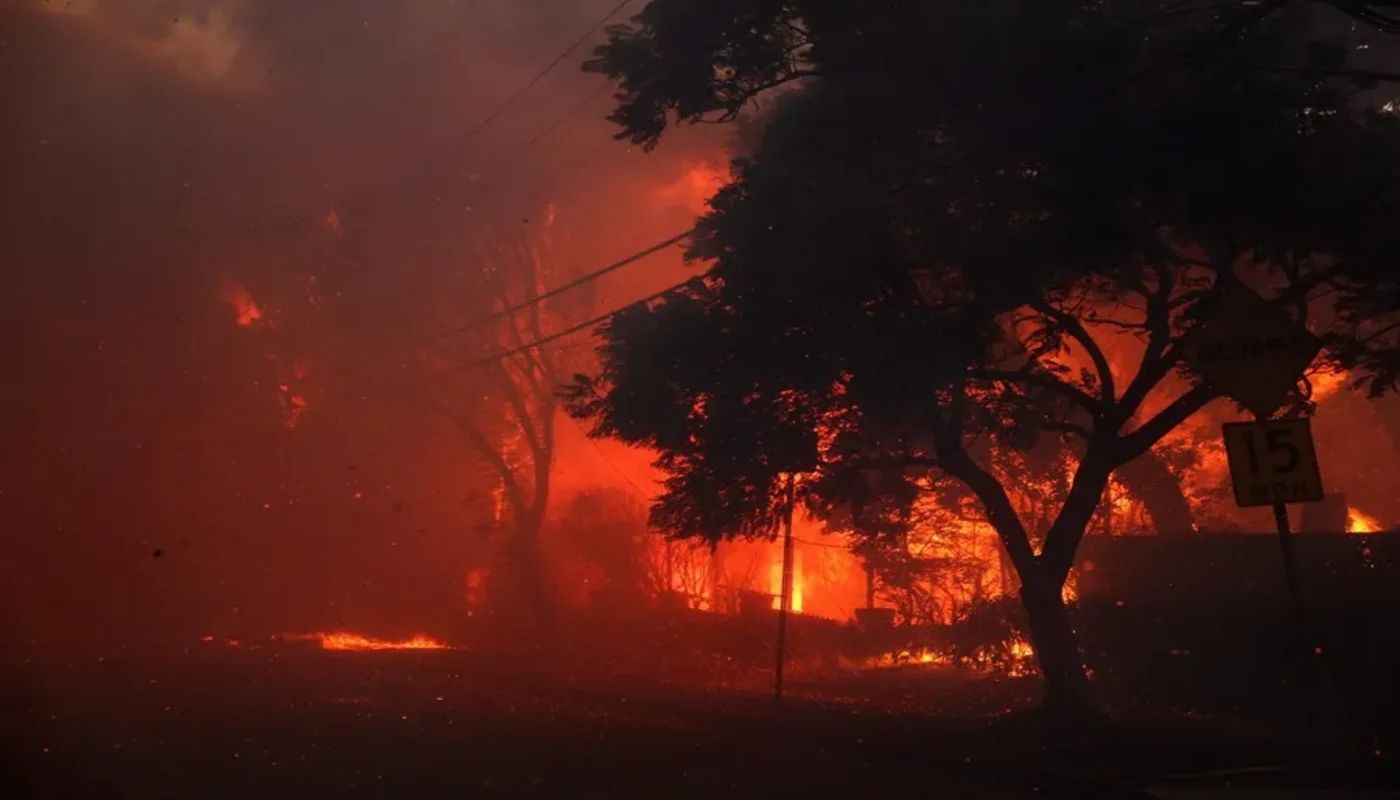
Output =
[{"x1": 570, "y1": 0, "x2": 1400, "y2": 716}]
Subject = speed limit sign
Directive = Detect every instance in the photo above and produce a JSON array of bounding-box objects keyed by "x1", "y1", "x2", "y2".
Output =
[{"x1": 1221, "y1": 418, "x2": 1325, "y2": 508}]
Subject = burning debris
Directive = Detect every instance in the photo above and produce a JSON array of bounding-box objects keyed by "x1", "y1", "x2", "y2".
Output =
[
  {"x1": 303, "y1": 632, "x2": 449, "y2": 652},
  {"x1": 203, "y1": 632, "x2": 451, "y2": 652},
  {"x1": 866, "y1": 635, "x2": 1038, "y2": 678}
]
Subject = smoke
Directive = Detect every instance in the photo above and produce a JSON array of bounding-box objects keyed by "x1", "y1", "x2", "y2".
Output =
[
  {"x1": 34, "y1": 0, "x2": 252, "y2": 86},
  {"x1": 0, "y1": 0, "x2": 723, "y2": 652}
]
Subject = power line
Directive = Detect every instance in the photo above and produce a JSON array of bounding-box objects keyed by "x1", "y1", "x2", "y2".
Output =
[
  {"x1": 453, "y1": 0, "x2": 635, "y2": 148},
  {"x1": 327, "y1": 102, "x2": 627, "y2": 321},
  {"x1": 513, "y1": 83, "x2": 615, "y2": 158},
  {"x1": 424, "y1": 271, "x2": 708, "y2": 379},
  {"x1": 414, "y1": 229, "x2": 694, "y2": 345},
  {"x1": 330, "y1": 0, "x2": 633, "y2": 233},
  {"x1": 294, "y1": 229, "x2": 703, "y2": 396},
  {"x1": 563, "y1": 413, "x2": 654, "y2": 500}
]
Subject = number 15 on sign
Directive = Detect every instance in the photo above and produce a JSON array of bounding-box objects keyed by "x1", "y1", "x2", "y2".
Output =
[{"x1": 1221, "y1": 418, "x2": 1325, "y2": 508}]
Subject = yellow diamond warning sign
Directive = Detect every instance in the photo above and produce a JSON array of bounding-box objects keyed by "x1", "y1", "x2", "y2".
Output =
[
  {"x1": 1221, "y1": 418, "x2": 1325, "y2": 508},
  {"x1": 1178, "y1": 285, "x2": 1323, "y2": 418}
]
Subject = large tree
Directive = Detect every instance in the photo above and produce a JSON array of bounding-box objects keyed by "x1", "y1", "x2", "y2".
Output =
[{"x1": 568, "y1": 1, "x2": 1400, "y2": 715}]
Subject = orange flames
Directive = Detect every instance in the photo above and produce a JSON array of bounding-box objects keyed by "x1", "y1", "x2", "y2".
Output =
[
  {"x1": 656, "y1": 160, "x2": 733, "y2": 216},
  {"x1": 869, "y1": 635, "x2": 1038, "y2": 676},
  {"x1": 202, "y1": 632, "x2": 450, "y2": 651},
  {"x1": 316, "y1": 632, "x2": 448, "y2": 651},
  {"x1": 1348, "y1": 507, "x2": 1384, "y2": 534},
  {"x1": 288, "y1": 632, "x2": 449, "y2": 651},
  {"x1": 220, "y1": 280, "x2": 313, "y2": 428},
  {"x1": 198, "y1": 155, "x2": 1393, "y2": 683},
  {"x1": 768, "y1": 551, "x2": 804, "y2": 613}
]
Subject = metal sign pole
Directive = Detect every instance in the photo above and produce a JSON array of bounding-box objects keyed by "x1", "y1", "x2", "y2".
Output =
[
  {"x1": 773, "y1": 474, "x2": 796, "y2": 709},
  {"x1": 1272, "y1": 500, "x2": 1341, "y2": 760},
  {"x1": 1183, "y1": 285, "x2": 1338, "y2": 761},
  {"x1": 1271, "y1": 502, "x2": 1308, "y2": 637}
]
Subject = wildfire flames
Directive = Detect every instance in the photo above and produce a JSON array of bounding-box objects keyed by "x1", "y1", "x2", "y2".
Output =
[
  {"x1": 1348, "y1": 507, "x2": 1384, "y2": 534},
  {"x1": 769, "y1": 551, "x2": 804, "y2": 613},
  {"x1": 220, "y1": 280, "x2": 312, "y2": 429},
  {"x1": 204, "y1": 632, "x2": 450, "y2": 651},
  {"x1": 630, "y1": 332, "x2": 1390, "y2": 677},
  {"x1": 868, "y1": 635, "x2": 1039, "y2": 677},
  {"x1": 197, "y1": 157, "x2": 1393, "y2": 687},
  {"x1": 657, "y1": 160, "x2": 733, "y2": 215},
  {"x1": 302, "y1": 632, "x2": 449, "y2": 652}
]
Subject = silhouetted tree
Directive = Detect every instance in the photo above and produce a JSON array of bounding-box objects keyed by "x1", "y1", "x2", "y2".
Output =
[{"x1": 569, "y1": 1, "x2": 1400, "y2": 717}]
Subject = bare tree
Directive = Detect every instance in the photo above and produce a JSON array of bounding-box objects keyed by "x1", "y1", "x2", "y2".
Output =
[{"x1": 430, "y1": 216, "x2": 595, "y2": 628}]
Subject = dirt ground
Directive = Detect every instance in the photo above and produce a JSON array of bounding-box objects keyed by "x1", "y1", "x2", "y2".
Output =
[{"x1": 2, "y1": 647, "x2": 1395, "y2": 798}]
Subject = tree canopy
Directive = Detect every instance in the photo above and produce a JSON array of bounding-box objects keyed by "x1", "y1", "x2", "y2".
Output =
[{"x1": 569, "y1": 0, "x2": 1400, "y2": 713}]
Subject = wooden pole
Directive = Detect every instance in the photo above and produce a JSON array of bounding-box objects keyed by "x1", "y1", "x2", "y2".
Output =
[{"x1": 773, "y1": 473, "x2": 796, "y2": 708}]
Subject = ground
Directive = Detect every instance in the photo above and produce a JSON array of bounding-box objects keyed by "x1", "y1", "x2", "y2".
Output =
[{"x1": 3, "y1": 646, "x2": 1396, "y2": 798}]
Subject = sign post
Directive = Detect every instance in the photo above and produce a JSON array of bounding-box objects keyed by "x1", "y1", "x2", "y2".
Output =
[
  {"x1": 1179, "y1": 285, "x2": 1335, "y2": 756},
  {"x1": 1177, "y1": 284, "x2": 1324, "y2": 420},
  {"x1": 1178, "y1": 286, "x2": 1324, "y2": 621},
  {"x1": 1221, "y1": 417, "x2": 1338, "y2": 757},
  {"x1": 1221, "y1": 417, "x2": 1325, "y2": 636}
]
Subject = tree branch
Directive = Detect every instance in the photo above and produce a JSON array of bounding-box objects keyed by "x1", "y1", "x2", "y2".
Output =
[
  {"x1": 1045, "y1": 420, "x2": 1093, "y2": 441},
  {"x1": 1038, "y1": 442, "x2": 1116, "y2": 584},
  {"x1": 1116, "y1": 244, "x2": 1176, "y2": 421},
  {"x1": 454, "y1": 414, "x2": 528, "y2": 522},
  {"x1": 970, "y1": 369, "x2": 1104, "y2": 416},
  {"x1": 940, "y1": 449, "x2": 1039, "y2": 574},
  {"x1": 488, "y1": 360, "x2": 545, "y2": 465},
  {"x1": 709, "y1": 70, "x2": 822, "y2": 120},
  {"x1": 1116, "y1": 382, "x2": 1219, "y2": 463},
  {"x1": 1031, "y1": 300, "x2": 1115, "y2": 406},
  {"x1": 529, "y1": 406, "x2": 556, "y2": 521}
]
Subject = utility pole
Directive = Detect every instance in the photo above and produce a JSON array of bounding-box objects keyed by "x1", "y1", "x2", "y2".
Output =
[
  {"x1": 773, "y1": 473, "x2": 797, "y2": 709},
  {"x1": 708, "y1": 540, "x2": 721, "y2": 612}
]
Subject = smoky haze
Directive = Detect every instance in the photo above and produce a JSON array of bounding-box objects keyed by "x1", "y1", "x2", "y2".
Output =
[{"x1": 0, "y1": 0, "x2": 722, "y2": 656}]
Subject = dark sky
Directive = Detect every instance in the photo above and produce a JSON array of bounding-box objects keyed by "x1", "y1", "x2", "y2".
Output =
[{"x1": 0, "y1": 0, "x2": 720, "y2": 652}]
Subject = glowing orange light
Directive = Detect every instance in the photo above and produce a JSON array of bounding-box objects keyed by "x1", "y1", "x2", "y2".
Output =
[
  {"x1": 314, "y1": 632, "x2": 447, "y2": 651},
  {"x1": 768, "y1": 549, "x2": 804, "y2": 613},
  {"x1": 656, "y1": 160, "x2": 732, "y2": 215},
  {"x1": 1347, "y1": 507, "x2": 1383, "y2": 534},
  {"x1": 281, "y1": 632, "x2": 448, "y2": 651},
  {"x1": 221, "y1": 281, "x2": 264, "y2": 327}
]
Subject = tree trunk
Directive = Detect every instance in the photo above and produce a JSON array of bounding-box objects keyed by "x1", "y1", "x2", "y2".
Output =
[
  {"x1": 949, "y1": 444, "x2": 1104, "y2": 722},
  {"x1": 1020, "y1": 573, "x2": 1096, "y2": 721},
  {"x1": 505, "y1": 506, "x2": 555, "y2": 638},
  {"x1": 864, "y1": 562, "x2": 876, "y2": 609}
]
